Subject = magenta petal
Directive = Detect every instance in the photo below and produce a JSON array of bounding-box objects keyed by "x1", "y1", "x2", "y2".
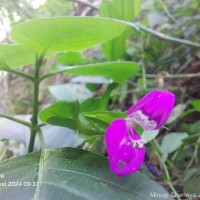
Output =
[
  {"x1": 126, "y1": 90, "x2": 175, "y2": 130},
  {"x1": 105, "y1": 119, "x2": 145, "y2": 176}
]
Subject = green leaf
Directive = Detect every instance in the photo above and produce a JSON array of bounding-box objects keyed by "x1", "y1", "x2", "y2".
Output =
[
  {"x1": 135, "y1": 124, "x2": 143, "y2": 135},
  {"x1": 160, "y1": 132, "x2": 188, "y2": 154},
  {"x1": 39, "y1": 101, "x2": 79, "y2": 130},
  {"x1": 180, "y1": 120, "x2": 200, "y2": 135},
  {"x1": 183, "y1": 176, "x2": 200, "y2": 194},
  {"x1": 39, "y1": 101, "x2": 100, "y2": 135},
  {"x1": 100, "y1": 0, "x2": 122, "y2": 20},
  {"x1": 56, "y1": 52, "x2": 84, "y2": 65},
  {"x1": 99, "y1": 0, "x2": 142, "y2": 60},
  {"x1": 60, "y1": 62, "x2": 140, "y2": 84},
  {"x1": 183, "y1": 168, "x2": 197, "y2": 183},
  {"x1": 112, "y1": 0, "x2": 142, "y2": 21},
  {"x1": 102, "y1": 33, "x2": 128, "y2": 60},
  {"x1": 191, "y1": 99, "x2": 200, "y2": 111},
  {"x1": 0, "y1": 148, "x2": 172, "y2": 199},
  {"x1": 11, "y1": 17, "x2": 127, "y2": 54},
  {"x1": 83, "y1": 111, "x2": 126, "y2": 124},
  {"x1": 99, "y1": 0, "x2": 127, "y2": 60},
  {"x1": 141, "y1": 130, "x2": 160, "y2": 143},
  {"x1": 39, "y1": 100, "x2": 125, "y2": 136},
  {"x1": 166, "y1": 104, "x2": 186, "y2": 124},
  {"x1": 80, "y1": 111, "x2": 126, "y2": 136},
  {"x1": 0, "y1": 44, "x2": 36, "y2": 68},
  {"x1": 0, "y1": 54, "x2": 9, "y2": 70},
  {"x1": 80, "y1": 83, "x2": 117, "y2": 112}
]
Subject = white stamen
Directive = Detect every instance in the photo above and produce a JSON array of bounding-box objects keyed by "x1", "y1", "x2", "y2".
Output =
[
  {"x1": 129, "y1": 110, "x2": 157, "y2": 130},
  {"x1": 122, "y1": 119, "x2": 145, "y2": 149},
  {"x1": 131, "y1": 139, "x2": 144, "y2": 148}
]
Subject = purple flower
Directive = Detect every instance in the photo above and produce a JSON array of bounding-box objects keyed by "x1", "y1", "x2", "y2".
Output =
[{"x1": 105, "y1": 90, "x2": 175, "y2": 176}]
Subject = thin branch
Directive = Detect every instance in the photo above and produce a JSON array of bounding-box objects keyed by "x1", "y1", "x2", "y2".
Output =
[
  {"x1": 38, "y1": 123, "x2": 46, "y2": 128},
  {"x1": 141, "y1": 64, "x2": 147, "y2": 89},
  {"x1": 40, "y1": 68, "x2": 200, "y2": 83},
  {"x1": 68, "y1": 0, "x2": 98, "y2": 10},
  {"x1": 133, "y1": 23, "x2": 200, "y2": 48},
  {"x1": 66, "y1": 0, "x2": 200, "y2": 48},
  {"x1": 8, "y1": 68, "x2": 34, "y2": 82},
  {"x1": 142, "y1": 72, "x2": 200, "y2": 79},
  {"x1": 0, "y1": 114, "x2": 31, "y2": 127},
  {"x1": 151, "y1": 139, "x2": 181, "y2": 200},
  {"x1": 39, "y1": 70, "x2": 61, "y2": 82},
  {"x1": 157, "y1": 0, "x2": 177, "y2": 23}
]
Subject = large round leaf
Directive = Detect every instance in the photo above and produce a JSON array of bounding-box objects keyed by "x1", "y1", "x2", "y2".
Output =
[
  {"x1": 11, "y1": 17, "x2": 127, "y2": 54},
  {"x1": 0, "y1": 148, "x2": 172, "y2": 200}
]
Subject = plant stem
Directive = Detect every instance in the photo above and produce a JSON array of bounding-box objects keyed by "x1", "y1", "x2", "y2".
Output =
[
  {"x1": 184, "y1": 136, "x2": 200, "y2": 174},
  {"x1": 140, "y1": 72, "x2": 200, "y2": 79},
  {"x1": 133, "y1": 23, "x2": 200, "y2": 48},
  {"x1": 151, "y1": 139, "x2": 181, "y2": 200},
  {"x1": 0, "y1": 114, "x2": 31, "y2": 127},
  {"x1": 28, "y1": 54, "x2": 44, "y2": 153},
  {"x1": 39, "y1": 70, "x2": 61, "y2": 82},
  {"x1": 38, "y1": 123, "x2": 46, "y2": 128},
  {"x1": 141, "y1": 63, "x2": 147, "y2": 90},
  {"x1": 0, "y1": 145, "x2": 7, "y2": 161},
  {"x1": 37, "y1": 128, "x2": 45, "y2": 154},
  {"x1": 7, "y1": 68, "x2": 34, "y2": 82}
]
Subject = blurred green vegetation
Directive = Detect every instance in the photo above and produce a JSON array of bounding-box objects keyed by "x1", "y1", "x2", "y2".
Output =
[{"x1": 0, "y1": 0, "x2": 200, "y2": 196}]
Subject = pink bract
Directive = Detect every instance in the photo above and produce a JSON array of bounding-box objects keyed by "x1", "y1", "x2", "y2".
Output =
[
  {"x1": 126, "y1": 90, "x2": 175, "y2": 130},
  {"x1": 105, "y1": 90, "x2": 175, "y2": 176},
  {"x1": 105, "y1": 119, "x2": 145, "y2": 176}
]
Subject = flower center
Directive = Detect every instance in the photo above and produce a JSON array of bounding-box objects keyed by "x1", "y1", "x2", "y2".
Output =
[
  {"x1": 128, "y1": 110, "x2": 157, "y2": 130},
  {"x1": 124, "y1": 118, "x2": 144, "y2": 149},
  {"x1": 128, "y1": 140, "x2": 144, "y2": 148}
]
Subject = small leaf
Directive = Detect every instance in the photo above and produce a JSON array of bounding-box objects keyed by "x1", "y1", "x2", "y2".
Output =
[
  {"x1": 99, "y1": 0, "x2": 142, "y2": 60},
  {"x1": 60, "y1": 62, "x2": 140, "y2": 84},
  {"x1": 167, "y1": 104, "x2": 186, "y2": 124},
  {"x1": 56, "y1": 52, "x2": 84, "y2": 65},
  {"x1": 141, "y1": 130, "x2": 160, "y2": 143},
  {"x1": 80, "y1": 83, "x2": 117, "y2": 112},
  {"x1": 0, "y1": 44, "x2": 36, "y2": 68},
  {"x1": 160, "y1": 132, "x2": 188, "y2": 154},
  {"x1": 49, "y1": 83, "x2": 92, "y2": 102},
  {"x1": 39, "y1": 101, "x2": 100, "y2": 135},
  {"x1": 0, "y1": 148, "x2": 172, "y2": 199},
  {"x1": 112, "y1": 0, "x2": 142, "y2": 21},
  {"x1": 99, "y1": 0, "x2": 127, "y2": 60},
  {"x1": 183, "y1": 176, "x2": 200, "y2": 194},
  {"x1": 39, "y1": 101, "x2": 79, "y2": 130},
  {"x1": 191, "y1": 99, "x2": 200, "y2": 111},
  {"x1": 83, "y1": 111, "x2": 126, "y2": 124},
  {"x1": 11, "y1": 17, "x2": 127, "y2": 54},
  {"x1": 183, "y1": 168, "x2": 197, "y2": 183}
]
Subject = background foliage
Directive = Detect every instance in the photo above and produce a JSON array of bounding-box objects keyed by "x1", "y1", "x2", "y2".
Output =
[{"x1": 0, "y1": 0, "x2": 200, "y2": 199}]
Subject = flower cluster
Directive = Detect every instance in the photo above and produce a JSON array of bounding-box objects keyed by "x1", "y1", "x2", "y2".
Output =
[{"x1": 105, "y1": 90, "x2": 175, "y2": 176}]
